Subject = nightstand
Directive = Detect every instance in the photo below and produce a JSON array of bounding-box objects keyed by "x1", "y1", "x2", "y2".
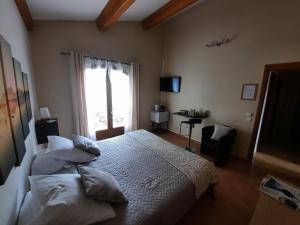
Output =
[{"x1": 35, "y1": 118, "x2": 59, "y2": 144}]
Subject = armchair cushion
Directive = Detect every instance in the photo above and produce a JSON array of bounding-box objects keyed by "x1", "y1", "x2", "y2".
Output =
[{"x1": 211, "y1": 124, "x2": 233, "y2": 140}]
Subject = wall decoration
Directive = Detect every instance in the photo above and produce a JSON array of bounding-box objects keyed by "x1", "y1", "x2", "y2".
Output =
[
  {"x1": 0, "y1": 36, "x2": 26, "y2": 166},
  {"x1": 13, "y1": 58, "x2": 29, "y2": 139},
  {"x1": 206, "y1": 34, "x2": 238, "y2": 47},
  {"x1": 241, "y1": 83, "x2": 258, "y2": 101},
  {"x1": 0, "y1": 36, "x2": 17, "y2": 185},
  {"x1": 22, "y1": 72, "x2": 33, "y2": 122}
]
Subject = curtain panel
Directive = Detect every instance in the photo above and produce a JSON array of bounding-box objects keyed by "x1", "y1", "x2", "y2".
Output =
[
  {"x1": 69, "y1": 52, "x2": 139, "y2": 137},
  {"x1": 128, "y1": 63, "x2": 139, "y2": 131},
  {"x1": 69, "y1": 52, "x2": 89, "y2": 137}
]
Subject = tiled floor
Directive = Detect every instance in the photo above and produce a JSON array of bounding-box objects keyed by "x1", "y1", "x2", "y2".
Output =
[{"x1": 153, "y1": 130, "x2": 263, "y2": 225}]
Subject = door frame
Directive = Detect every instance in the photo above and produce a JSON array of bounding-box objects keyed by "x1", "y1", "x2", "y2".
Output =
[{"x1": 248, "y1": 61, "x2": 300, "y2": 161}]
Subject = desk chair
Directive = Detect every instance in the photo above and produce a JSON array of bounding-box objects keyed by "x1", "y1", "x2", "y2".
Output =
[{"x1": 180, "y1": 118, "x2": 202, "y2": 151}]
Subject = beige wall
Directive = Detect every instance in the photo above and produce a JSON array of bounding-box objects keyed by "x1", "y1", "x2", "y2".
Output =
[
  {"x1": 162, "y1": 0, "x2": 300, "y2": 158},
  {"x1": 30, "y1": 21, "x2": 163, "y2": 137},
  {"x1": 0, "y1": 0, "x2": 38, "y2": 224}
]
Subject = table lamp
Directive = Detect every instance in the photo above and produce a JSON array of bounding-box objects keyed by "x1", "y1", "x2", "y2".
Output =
[{"x1": 40, "y1": 107, "x2": 51, "y2": 120}]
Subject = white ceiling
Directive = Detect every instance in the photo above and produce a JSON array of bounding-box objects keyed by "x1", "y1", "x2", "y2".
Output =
[{"x1": 27, "y1": 0, "x2": 170, "y2": 21}]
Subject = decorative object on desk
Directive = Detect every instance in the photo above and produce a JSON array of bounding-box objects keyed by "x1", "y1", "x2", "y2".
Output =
[
  {"x1": 0, "y1": 35, "x2": 17, "y2": 185},
  {"x1": 206, "y1": 34, "x2": 238, "y2": 47},
  {"x1": 200, "y1": 109, "x2": 210, "y2": 117},
  {"x1": 39, "y1": 107, "x2": 51, "y2": 119},
  {"x1": 241, "y1": 83, "x2": 258, "y2": 100},
  {"x1": 179, "y1": 109, "x2": 188, "y2": 115},
  {"x1": 22, "y1": 72, "x2": 33, "y2": 121},
  {"x1": 153, "y1": 104, "x2": 165, "y2": 112},
  {"x1": 187, "y1": 108, "x2": 209, "y2": 118},
  {"x1": 201, "y1": 125, "x2": 237, "y2": 167},
  {"x1": 1, "y1": 35, "x2": 26, "y2": 166},
  {"x1": 13, "y1": 58, "x2": 30, "y2": 138},
  {"x1": 35, "y1": 118, "x2": 59, "y2": 144}
]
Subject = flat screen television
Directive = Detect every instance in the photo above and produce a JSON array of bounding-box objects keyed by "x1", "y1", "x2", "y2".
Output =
[{"x1": 160, "y1": 76, "x2": 181, "y2": 93}]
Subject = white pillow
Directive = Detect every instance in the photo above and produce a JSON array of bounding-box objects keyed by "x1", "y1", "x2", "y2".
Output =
[
  {"x1": 31, "y1": 152, "x2": 67, "y2": 175},
  {"x1": 18, "y1": 192, "x2": 41, "y2": 225},
  {"x1": 19, "y1": 174, "x2": 115, "y2": 225},
  {"x1": 210, "y1": 124, "x2": 232, "y2": 140},
  {"x1": 47, "y1": 136, "x2": 97, "y2": 163}
]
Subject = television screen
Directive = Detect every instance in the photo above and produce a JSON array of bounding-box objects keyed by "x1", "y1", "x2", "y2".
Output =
[{"x1": 160, "y1": 76, "x2": 181, "y2": 93}]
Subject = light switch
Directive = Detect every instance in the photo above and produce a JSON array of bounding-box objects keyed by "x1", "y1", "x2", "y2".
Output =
[{"x1": 245, "y1": 113, "x2": 253, "y2": 121}]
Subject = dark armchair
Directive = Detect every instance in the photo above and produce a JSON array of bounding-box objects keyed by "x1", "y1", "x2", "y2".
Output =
[{"x1": 200, "y1": 126, "x2": 237, "y2": 167}]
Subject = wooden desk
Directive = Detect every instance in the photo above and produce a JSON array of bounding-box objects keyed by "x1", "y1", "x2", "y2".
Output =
[{"x1": 250, "y1": 178, "x2": 300, "y2": 225}]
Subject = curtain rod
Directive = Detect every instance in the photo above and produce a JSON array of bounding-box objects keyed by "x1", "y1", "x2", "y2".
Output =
[{"x1": 60, "y1": 51, "x2": 133, "y2": 66}]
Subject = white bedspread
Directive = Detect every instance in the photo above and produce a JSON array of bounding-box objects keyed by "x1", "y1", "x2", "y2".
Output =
[{"x1": 127, "y1": 130, "x2": 217, "y2": 198}]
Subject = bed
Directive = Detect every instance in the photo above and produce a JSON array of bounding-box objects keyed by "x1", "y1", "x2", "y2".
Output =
[{"x1": 86, "y1": 129, "x2": 217, "y2": 225}]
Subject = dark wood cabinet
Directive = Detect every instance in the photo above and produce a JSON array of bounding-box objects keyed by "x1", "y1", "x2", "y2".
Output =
[{"x1": 35, "y1": 118, "x2": 59, "y2": 144}]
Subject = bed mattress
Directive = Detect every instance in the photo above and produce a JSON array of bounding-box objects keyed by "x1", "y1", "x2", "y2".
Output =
[{"x1": 88, "y1": 130, "x2": 216, "y2": 225}]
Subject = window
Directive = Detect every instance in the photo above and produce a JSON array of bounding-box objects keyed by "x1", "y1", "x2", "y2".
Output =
[{"x1": 84, "y1": 62, "x2": 130, "y2": 138}]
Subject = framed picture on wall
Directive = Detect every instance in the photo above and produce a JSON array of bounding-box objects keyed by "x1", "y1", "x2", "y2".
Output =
[
  {"x1": 13, "y1": 58, "x2": 30, "y2": 139},
  {"x1": 22, "y1": 72, "x2": 33, "y2": 122},
  {"x1": 0, "y1": 36, "x2": 26, "y2": 166},
  {"x1": 0, "y1": 35, "x2": 17, "y2": 184},
  {"x1": 241, "y1": 83, "x2": 258, "y2": 101}
]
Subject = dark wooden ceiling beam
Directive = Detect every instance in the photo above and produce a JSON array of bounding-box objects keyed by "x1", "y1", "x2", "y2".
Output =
[
  {"x1": 143, "y1": 0, "x2": 199, "y2": 30},
  {"x1": 96, "y1": 0, "x2": 135, "y2": 31},
  {"x1": 15, "y1": 0, "x2": 34, "y2": 31}
]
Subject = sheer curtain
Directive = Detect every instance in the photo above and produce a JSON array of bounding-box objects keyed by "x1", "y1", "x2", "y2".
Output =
[
  {"x1": 84, "y1": 58, "x2": 108, "y2": 139},
  {"x1": 128, "y1": 63, "x2": 139, "y2": 131},
  {"x1": 69, "y1": 52, "x2": 89, "y2": 136},
  {"x1": 108, "y1": 62, "x2": 139, "y2": 132},
  {"x1": 69, "y1": 52, "x2": 139, "y2": 137}
]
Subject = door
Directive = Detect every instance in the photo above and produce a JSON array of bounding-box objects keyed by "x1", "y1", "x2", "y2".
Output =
[
  {"x1": 84, "y1": 63, "x2": 130, "y2": 140},
  {"x1": 259, "y1": 71, "x2": 300, "y2": 145}
]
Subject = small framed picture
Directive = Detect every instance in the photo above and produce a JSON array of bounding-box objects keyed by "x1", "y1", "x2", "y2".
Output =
[{"x1": 241, "y1": 83, "x2": 258, "y2": 101}]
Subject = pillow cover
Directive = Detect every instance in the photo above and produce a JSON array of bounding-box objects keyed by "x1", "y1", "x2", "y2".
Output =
[
  {"x1": 31, "y1": 152, "x2": 67, "y2": 175},
  {"x1": 78, "y1": 166, "x2": 128, "y2": 203},
  {"x1": 52, "y1": 164, "x2": 79, "y2": 175},
  {"x1": 210, "y1": 124, "x2": 232, "y2": 141},
  {"x1": 72, "y1": 134, "x2": 101, "y2": 156},
  {"x1": 47, "y1": 136, "x2": 97, "y2": 163},
  {"x1": 25, "y1": 174, "x2": 115, "y2": 225},
  {"x1": 18, "y1": 192, "x2": 41, "y2": 225}
]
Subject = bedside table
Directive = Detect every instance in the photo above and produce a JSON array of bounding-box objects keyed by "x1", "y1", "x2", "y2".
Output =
[{"x1": 35, "y1": 118, "x2": 59, "y2": 144}]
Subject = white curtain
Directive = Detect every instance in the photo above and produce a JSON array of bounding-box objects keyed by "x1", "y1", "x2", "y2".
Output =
[
  {"x1": 107, "y1": 62, "x2": 139, "y2": 132},
  {"x1": 69, "y1": 52, "x2": 89, "y2": 136},
  {"x1": 128, "y1": 63, "x2": 139, "y2": 131},
  {"x1": 69, "y1": 52, "x2": 139, "y2": 136},
  {"x1": 84, "y1": 57, "x2": 108, "y2": 139}
]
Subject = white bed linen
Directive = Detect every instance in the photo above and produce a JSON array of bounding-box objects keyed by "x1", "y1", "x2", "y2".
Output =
[
  {"x1": 127, "y1": 130, "x2": 218, "y2": 198},
  {"x1": 18, "y1": 174, "x2": 115, "y2": 225},
  {"x1": 47, "y1": 136, "x2": 97, "y2": 162}
]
